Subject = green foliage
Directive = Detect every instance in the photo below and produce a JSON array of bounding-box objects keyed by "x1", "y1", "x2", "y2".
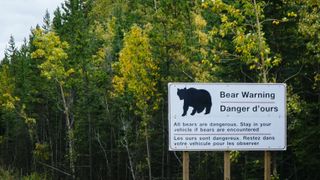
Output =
[
  {"x1": 0, "y1": 64, "x2": 18, "y2": 111},
  {"x1": 0, "y1": 168, "x2": 15, "y2": 180},
  {"x1": 33, "y1": 142, "x2": 50, "y2": 161},
  {"x1": 0, "y1": 167, "x2": 46, "y2": 180},
  {"x1": 230, "y1": 151, "x2": 241, "y2": 163},
  {"x1": 199, "y1": 0, "x2": 283, "y2": 82},
  {"x1": 22, "y1": 172, "x2": 47, "y2": 180},
  {"x1": 299, "y1": 1, "x2": 320, "y2": 88}
]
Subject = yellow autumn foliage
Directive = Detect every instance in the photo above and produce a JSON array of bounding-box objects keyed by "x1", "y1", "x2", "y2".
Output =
[
  {"x1": 112, "y1": 25, "x2": 160, "y2": 118},
  {"x1": 31, "y1": 28, "x2": 70, "y2": 83}
]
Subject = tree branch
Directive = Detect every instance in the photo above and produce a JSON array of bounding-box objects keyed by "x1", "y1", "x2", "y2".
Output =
[{"x1": 37, "y1": 161, "x2": 72, "y2": 176}]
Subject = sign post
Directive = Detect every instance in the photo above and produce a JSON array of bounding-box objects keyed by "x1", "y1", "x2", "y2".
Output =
[
  {"x1": 168, "y1": 83, "x2": 286, "y2": 178},
  {"x1": 264, "y1": 151, "x2": 271, "y2": 180},
  {"x1": 183, "y1": 152, "x2": 189, "y2": 180},
  {"x1": 224, "y1": 151, "x2": 230, "y2": 180}
]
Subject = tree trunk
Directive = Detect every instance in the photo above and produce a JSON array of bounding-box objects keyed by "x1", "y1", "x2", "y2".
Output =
[
  {"x1": 161, "y1": 101, "x2": 165, "y2": 180},
  {"x1": 145, "y1": 126, "x2": 152, "y2": 180},
  {"x1": 253, "y1": 0, "x2": 268, "y2": 83},
  {"x1": 58, "y1": 82, "x2": 75, "y2": 179},
  {"x1": 121, "y1": 116, "x2": 136, "y2": 180},
  {"x1": 253, "y1": 2, "x2": 273, "y2": 180},
  {"x1": 88, "y1": 111, "x2": 93, "y2": 180}
]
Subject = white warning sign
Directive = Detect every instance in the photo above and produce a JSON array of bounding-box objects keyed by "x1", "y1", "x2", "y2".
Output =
[{"x1": 168, "y1": 83, "x2": 286, "y2": 151}]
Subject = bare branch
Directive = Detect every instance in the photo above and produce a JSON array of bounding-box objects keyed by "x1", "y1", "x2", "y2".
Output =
[
  {"x1": 173, "y1": 152, "x2": 182, "y2": 166},
  {"x1": 37, "y1": 161, "x2": 72, "y2": 176},
  {"x1": 283, "y1": 65, "x2": 304, "y2": 83}
]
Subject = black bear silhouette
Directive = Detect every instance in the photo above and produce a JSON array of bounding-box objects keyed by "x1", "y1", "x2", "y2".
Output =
[{"x1": 177, "y1": 87, "x2": 212, "y2": 116}]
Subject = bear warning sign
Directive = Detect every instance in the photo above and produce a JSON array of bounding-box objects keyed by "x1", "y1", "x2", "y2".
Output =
[{"x1": 168, "y1": 83, "x2": 287, "y2": 151}]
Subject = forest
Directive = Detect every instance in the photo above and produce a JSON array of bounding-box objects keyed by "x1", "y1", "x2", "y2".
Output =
[{"x1": 0, "y1": 0, "x2": 319, "y2": 179}]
